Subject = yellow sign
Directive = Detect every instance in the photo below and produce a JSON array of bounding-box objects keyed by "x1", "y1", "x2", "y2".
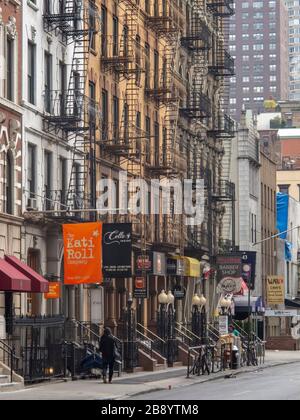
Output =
[
  {"x1": 184, "y1": 257, "x2": 201, "y2": 278},
  {"x1": 267, "y1": 276, "x2": 285, "y2": 306},
  {"x1": 264, "y1": 99, "x2": 277, "y2": 109}
]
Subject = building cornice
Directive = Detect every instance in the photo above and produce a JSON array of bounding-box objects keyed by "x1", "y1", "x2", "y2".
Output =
[
  {"x1": 0, "y1": 213, "x2": 23, "y2": 226},
  {"x1": 0, "y1": 98, "x2": 23, "y2": 115}
]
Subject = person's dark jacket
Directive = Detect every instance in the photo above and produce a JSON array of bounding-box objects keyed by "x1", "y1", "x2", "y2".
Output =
[{"x1": 99, "y1": 330, "x2": 116, "y2": 361}]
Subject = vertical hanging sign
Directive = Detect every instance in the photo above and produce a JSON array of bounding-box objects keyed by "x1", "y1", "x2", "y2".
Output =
[
  {"x1": 63, "y1": 222, "x2": 103, "y2": 285},
  {"x1": 102, "y1": 223, "x2": 132, "y2": 278}
]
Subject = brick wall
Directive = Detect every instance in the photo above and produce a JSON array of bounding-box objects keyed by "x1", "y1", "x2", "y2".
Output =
[{"x1": 266, "y1": 336, "x2": 300, "y2": 351}]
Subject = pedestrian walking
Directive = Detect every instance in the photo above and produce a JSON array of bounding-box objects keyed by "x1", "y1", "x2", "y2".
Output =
[{"x1": 99, "y1": 327, "x2": 120, "y2": 384}]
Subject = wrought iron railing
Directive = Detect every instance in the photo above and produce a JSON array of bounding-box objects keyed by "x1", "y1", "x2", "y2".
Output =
[{"x1": 0, "y1": 339, "x2": 20, "y2": 383}]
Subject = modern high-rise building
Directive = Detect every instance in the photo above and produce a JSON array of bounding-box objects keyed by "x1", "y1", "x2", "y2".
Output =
[
  {"x1": 229, "y1": 0, "x2": 289, "y2": 121},
  {"x1": 287, "y1": 0, "x2": 300, "y2": 100}
]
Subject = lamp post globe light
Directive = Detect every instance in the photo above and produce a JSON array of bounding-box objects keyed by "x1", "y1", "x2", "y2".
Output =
[
  {"x1": 157, "y1": 290, "x2": 176, "y2": 366},
  {"x1": 191, "y1": 293, "x2": 207, "y2": 345},
  {"x1": 157, "y1": 290, "x2": 168, "y2": 344}
]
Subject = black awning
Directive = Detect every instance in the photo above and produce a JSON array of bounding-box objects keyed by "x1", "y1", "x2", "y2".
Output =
[{"x1": 285, "y1": 298, "x2": 300, "y2": 309}]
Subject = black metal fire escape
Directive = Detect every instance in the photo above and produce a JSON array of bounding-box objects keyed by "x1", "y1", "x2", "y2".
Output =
[
  {"x1": 144, "y1": 0, "x2": 181, "y2": 177},
  {"x1": 208, "y1": 0, "x2": 236, "y2": 140},
  {"x1": 207, "y1": 0, "x2": 235, "y2": 17},
  {"x1": 181, "y1": 1, "x2": 212, "y2": 120},
  {"x1": 211, "y1": 179, "x2": 236, "y2": 252},
  {"x1": 43, "y1": 0, "x2": 99, "y2": 217}
]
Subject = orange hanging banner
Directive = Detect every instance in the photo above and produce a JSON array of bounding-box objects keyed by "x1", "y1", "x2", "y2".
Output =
[
  {"x1": 63, "y1": 222, "x2": 103, "y2": 285},
  {"x1": 44, "y1": 282, "x2": 61, "y2": 300}
]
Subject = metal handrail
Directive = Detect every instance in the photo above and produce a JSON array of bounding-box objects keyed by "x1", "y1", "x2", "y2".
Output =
[
  {"x1": 136, "y1": 323, "x2": 166, "y2": 344},
  {"x1": 0, "y1": 339, "x2": 19, "y2": 383},
  {"x1": 175, "y1": 323, "x2": 201, "y2": 342},
  {"x1": 232, "y1": 320, "x2": 264, "y2": 344},
  {"x1": 207, "y1": 324, "x2": 220, "y2": 341},
  {"x1": 136, "y1": 330, "x2": 155, "y2": 359},
  {"x1": 175, "y1": 327, "x2": 194, "y2": 345}
]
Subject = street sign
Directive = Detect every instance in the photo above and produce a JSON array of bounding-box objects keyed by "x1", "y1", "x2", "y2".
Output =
[
  {"x1": 219, "y1": 315, "x2": 229, "y2": 336},
  {"x1": 133, "y1": 277, "x2": 149, "y2": 299},
  {"x1": 265, "y1": 309, "x2": 297, "y2": 317},
  {"x1": 173, "y1": 285, "x2": 186, "y2": 300}
]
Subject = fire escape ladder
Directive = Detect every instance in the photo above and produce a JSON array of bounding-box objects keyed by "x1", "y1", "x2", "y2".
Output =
[
  {"x1": 206, "y1": 0, "x2": 235, "y2": 17},
  {"x1": 208, "y1": 7, "x2": 236, "y2": 139},
  {"x1": 102, "y1": 1, "x2": 146, "y2": 162},
  {"x1": 180, "y1": 1, "x2": 212, "y2": 121},
  {"x1": 42, "y1": 1, "x2": 99, "y2": 217}
]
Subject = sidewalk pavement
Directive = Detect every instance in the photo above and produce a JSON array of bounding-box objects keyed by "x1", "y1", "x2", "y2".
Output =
[{"x1": 0, "y1": 351, "x2": 300, "y2": 400}]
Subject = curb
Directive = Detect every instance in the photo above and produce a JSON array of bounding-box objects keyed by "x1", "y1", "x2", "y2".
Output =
[{"x1": 116, "y1": 359, "x2": 300, "y2": 400}]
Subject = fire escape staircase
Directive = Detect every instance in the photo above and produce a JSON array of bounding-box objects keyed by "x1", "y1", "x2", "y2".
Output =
[{"x1": 43, "y1": 0, "x2": 100, "y2": 216}]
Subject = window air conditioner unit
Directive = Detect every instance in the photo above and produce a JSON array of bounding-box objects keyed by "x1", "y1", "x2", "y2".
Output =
[{"x1": 27, "y1": 198, "x2": 38, "y2": 211}]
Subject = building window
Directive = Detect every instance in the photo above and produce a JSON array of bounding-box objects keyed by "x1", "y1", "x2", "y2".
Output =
[
  {"x1": 6, "y1": 37, "x2": 14, "y2": 101},
  {"x1": 5, "y1": 151, "x2": 13, "y2": 215},
  {"x1": 28, "y1": 42, "x2": 36, "y2": 104},
  {"x1": 89, "y1": 80, "x2": 96, "y2": 126},
  {"x1": 145, "y1": 116, "x2": 151, "y2": 164},
  {"x1": 44, "y1": 151, "x2": 52, "y2": 210},
  {"x1": 28, "y1": 144, "x2": 36, "y2": 200},
  {"x1": 102, "y1": 89, "x2": 108, "y2": 140},
  {"x1": 278, "y1": 184, "x2": 290, "y2": 195},
  {"x1": 59, "y1": 157, "x2": 68, "y2": 206},
  {"x1": 44, "y1": 51, "x2": 52, "y2": 113},
  {"x1": 101, "y1": 6, "x2": 107, "y2": 56},
  {"x1": 113, "y1": 95, "x2": 119, "y2": 139},
  {"x1": 89, "y1": 0, "x2": 96, "y2": 50},
  {"x1": 59, "y1": 61, "x2": 67, "y2": 116}
]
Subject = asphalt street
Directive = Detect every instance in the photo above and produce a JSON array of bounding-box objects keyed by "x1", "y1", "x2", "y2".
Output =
[{"x1": 133, "y1": 363, "x2": 300, "y2": 400}]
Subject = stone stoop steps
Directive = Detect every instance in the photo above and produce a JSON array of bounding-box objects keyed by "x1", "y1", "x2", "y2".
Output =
[{"x1": 0, "y1": 366, "x2": 23, "y2": 392}]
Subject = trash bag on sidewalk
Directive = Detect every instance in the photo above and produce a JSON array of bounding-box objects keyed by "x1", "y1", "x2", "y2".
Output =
[{"x1": 80, "y1": 353, "x2": 103, "y2": 370}]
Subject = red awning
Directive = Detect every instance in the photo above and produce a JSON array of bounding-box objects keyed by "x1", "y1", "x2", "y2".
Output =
[
  {"x1": 4, "y1": 255, "x2": 49, "y2": 293},
  {"x1": 0, "y1": 259, "x2": 32, "y2": 292}
]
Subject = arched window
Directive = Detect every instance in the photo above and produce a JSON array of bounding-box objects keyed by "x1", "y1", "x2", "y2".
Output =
[{"x1": 6, "y1": 151, "x2": 13, "y2": 215}]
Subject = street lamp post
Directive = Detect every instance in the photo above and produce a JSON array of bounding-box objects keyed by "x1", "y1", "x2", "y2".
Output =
[
  {"x1": 192, "y1": 294, "x2": 207, "y2": 345},
  {"x1": 122, "y1": 293, "x2": 138, "y2": 372},
  {"x1": 157, "y1": 290, "x2": 176, "y2": 366},
  {"x1": 192, "y1": 294, "x2": 201, "y2": 344},
  {"x1": 242, "y1": 266, "x2": 252, "y2": 367}
]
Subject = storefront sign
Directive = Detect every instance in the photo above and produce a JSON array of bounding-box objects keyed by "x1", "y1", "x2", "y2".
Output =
[
  {"x1": 91, "y1": 288, "x2": 104, "y2": 324},
  {"x1": 265, "y1": 309, "x2": 297, "y2": 317},
  {"x1": 266, "y1": 276, "x2": 285, "y2": 306},
  {"x1": 135, "y1": 252, "x2": 166, "y2": 276},
  {"x1": 133, "y1": 277, "x2": 149, "y2": 299},
  {"x1": 219, "y1": 315, "x2": 229, "y2": 336},
  {"x1": 184, "y1": 257, "x2": 201, "y2": 278},
  {"x1": 135, "y1": 253, "x2": 153, "y2": 274},
  {"x1": 102, "y1": 223, "x2": 132, "y2": 278},
  {"x1": 240, "y1": 251, "x2": 257, "y2": 290},
  {"x1": 217, "y1": 255, "x2": 242, "y2": 282},
  {"x1": 44, "y1": 282, "x2": 61, "y2": 299},
  {"x1": 63, "y1": 222, "x2": 103, "y2": 285},
  {"x1": 217, "y1": 277, "x2": 242, "y2": 294},
  {"x1": 167, "y1": 258, "x2": 185, "y2": 276}
]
